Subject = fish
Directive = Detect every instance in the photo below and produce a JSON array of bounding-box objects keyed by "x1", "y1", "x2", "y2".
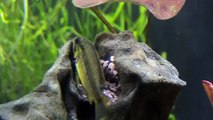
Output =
[
  {"x1": 202, "y1": 80, "x2": 213, "y2": 106},
  {"x1": 72, "y1": 37, "x2": 109, "y2": 120},
  {"x1": 72, "y1": 0, "x2": 186, "y2": 20}
]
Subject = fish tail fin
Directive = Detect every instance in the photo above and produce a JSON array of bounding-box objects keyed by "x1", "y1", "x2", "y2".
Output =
[{"x1": 95, "y1": 102, "x2": 109, "y2": 120}]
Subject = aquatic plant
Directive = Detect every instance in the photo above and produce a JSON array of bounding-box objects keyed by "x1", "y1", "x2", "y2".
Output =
[
  {"x1": 72, "y1": 0, "x2": 185, "y2": 20},
  {"x1": 0, "y1": 0, "x2": 186, "y2": 119},
  {"x1": 0, "y1": 0, "x2": 148, "y2": 103},
  {"x1": 72, "y1": 0, "x2": 185, "y2": 33}
]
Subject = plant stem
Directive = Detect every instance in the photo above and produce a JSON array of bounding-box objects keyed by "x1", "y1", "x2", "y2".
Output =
[
  {"x1": 90, "y1": 7, "x2": 117, "y2": 33},
  {"x1": 10, "y1": 0, "x2": 29, "y2": 55}
]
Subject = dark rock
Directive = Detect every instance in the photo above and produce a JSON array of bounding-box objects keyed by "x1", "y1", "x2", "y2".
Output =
[
  {"x1": 0, "y1": 31, "x2": 186, "y2": 120},
  {"x1": 95, "y1": 31, "x2": 186, "y2": 120}
]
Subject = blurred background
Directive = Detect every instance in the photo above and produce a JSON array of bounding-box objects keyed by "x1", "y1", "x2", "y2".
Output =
[
  {"x1": 0, "y1": 0, "x2": 213, "y2": 120},
  {"x1": 149, "y1": 0, "x2": 213, "y2": 120}
]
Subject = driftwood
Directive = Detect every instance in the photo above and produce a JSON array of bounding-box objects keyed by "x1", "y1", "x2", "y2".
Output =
[
  {"x1": 94, "y1": 31, "x2": 186, "y2": 120},
  {"x1": 0, "y1": 31, "x2": 186, "y2": 120}
]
